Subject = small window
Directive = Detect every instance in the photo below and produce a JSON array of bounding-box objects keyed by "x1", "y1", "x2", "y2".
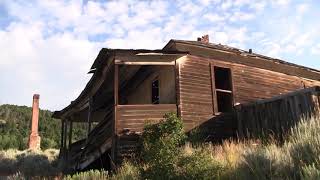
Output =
[
  {"x1": 152, "y1": 79, "x2": 159, "y2": 104},
  {"x1": 214, "y1": 67, "x2": 232, "y2": 90},
  {"x1": 213, "y1": 66, "x2": 233, "y2": 113}
]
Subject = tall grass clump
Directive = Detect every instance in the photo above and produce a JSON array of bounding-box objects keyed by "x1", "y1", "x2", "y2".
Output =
[
  {"x1": 0, "y1": 149, "x2": 61, "y2": 177},
  {"x1": 226, "y1": 115, "x2": 320, "y2": 180},
  {"x1": 288, "y1": 116, "x2": 320, "y2": 171},
  {"x1": 64, "y1": 161, "x2": 140, "y2": 180},
  {"x1": 177, "y1": 143, "x2": 224, "y2": 179}
]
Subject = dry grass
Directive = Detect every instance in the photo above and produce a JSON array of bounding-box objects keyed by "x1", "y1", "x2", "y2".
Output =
[
  {"x1": 4, "y1": 116, "x2": 320, "y2": 179},
  {"x1": 0, "y1": 149, "x2": 61, "y2": 177}
]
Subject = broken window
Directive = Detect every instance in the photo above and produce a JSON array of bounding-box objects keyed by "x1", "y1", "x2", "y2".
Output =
[
  {"x1": 213, "y1": 66, "x2": 233, "y2": 113},
  {"x1": 152, "y1": 79, "x2": 160, "y2": 104}
]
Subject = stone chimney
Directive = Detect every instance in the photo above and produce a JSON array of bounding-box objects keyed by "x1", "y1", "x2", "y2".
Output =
[
  {"x1": 197, "y1": 34, "x2": 209, "y2": 43},
  {"x1": 28, "y1": 94, "x2": 41, "y2": 150}
]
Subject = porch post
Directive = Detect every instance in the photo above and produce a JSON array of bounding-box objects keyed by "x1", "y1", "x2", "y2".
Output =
[
  {"x1": 68, "y1": 121, "x2": 73, "y2": 148},
  {"x1": 174, "y1": 59, "x2": 181, "y2": 117},
  {"x1": 111, "y1": 64, "x2": 119, "y2": 166},
  {"x1": 60, "y1": 119, "x2": 65, "y2": 154},
  {"x1": 64, "y1": 120, "x2": 68, "y2": 150},
  {"x1": 114, "y1": 65, "x2": 119, "y2": 105},
  {"x1": 87, "y1": 99, "x2": 92, "y2": 138}
]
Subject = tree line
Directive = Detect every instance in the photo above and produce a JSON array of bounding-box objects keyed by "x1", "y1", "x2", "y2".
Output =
[{"x1": 0, "y1": 104, "x2": 87, "y2": 150}]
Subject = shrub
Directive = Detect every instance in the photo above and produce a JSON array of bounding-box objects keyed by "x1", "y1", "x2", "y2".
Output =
[
  {"x1": 0, "y1": 149, "x2": 61, "y2": 177},
  {"x1": 288, "y1": 116, "x2": 320, "y2": 170},
  {"x1": 64, "y1": 161, "x2": 140, "y2": 180},
  {"x1": 177, "y1": 144, "x2": 224, "y2": 180},
  {"x1": 234, "y1": 144, "x2": 295, "y2": 180},
  {"x1": 112, "y1": 161, "x2": 141, "y2": 180},
  {"x1": 301, "y1": 164, "x2": 320, "y2": 180},
  {"x1": 141, "y1": 113, "x2": 185, "y2": 179},
  {"x1": 64, "y1": 170, "x2": 109, "y2": 180}
]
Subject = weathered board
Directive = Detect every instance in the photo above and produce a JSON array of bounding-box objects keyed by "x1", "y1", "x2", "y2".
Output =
[
  {"x1": 236, "y1": 87, "x2": 320, "y2": 140},
  {"x1": 116, "y1": 104, "x2": 177, "y2": 134},
  {"x1": 177, "y1": 55, "x2": 320, "y2": 140},
  {"x1": 114, "y1": 104, "x2": 177, "y2": 163},
  {"x1": 178, "y1": 56, "x2": 214, "y2": 131}
]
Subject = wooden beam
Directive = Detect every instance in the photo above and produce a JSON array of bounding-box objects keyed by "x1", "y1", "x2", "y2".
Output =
[
  {"x1": 115, "y1": 60, "x2": 175, "y2": 65},
  {"x1": 114, "y1": 65, "x2": 119, "y2": 106},
  {"x1": 68, "y1": 121, "x2": 73, "y2": 148},
  {"x1": 210, "y1": 64, "x2": 218, "y2": 114},
  {"x1": 86, "y1": 99, "x2": 92, "y2": 138},
  {"x1": 111, "y1": 64, "x2": 119, "y2": 163},
  {"x1": 175, "y1": 59, "x2": 180, "y2": 117},
  {"x1": 63, "y1": 120, "x2": 68, "y2": 151},
  {"x1": 60, "y1": 119, "x2": 65, "y2": 153}
]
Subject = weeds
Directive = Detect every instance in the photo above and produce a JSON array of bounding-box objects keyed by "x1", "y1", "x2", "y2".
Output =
[{"x1": 3, "y1": 114, "x2": 320, "y2": 180}]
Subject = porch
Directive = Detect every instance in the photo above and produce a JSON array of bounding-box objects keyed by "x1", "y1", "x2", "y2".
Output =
[{"x1": 58, "y1": 51, "x2": 182, "y2": 171}]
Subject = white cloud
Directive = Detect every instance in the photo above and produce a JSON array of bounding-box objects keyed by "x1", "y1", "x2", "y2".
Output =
[
  {"x1": 272, "y1": 0, "x2": 291, "y2": 6},
  {"x1": 230, "y1": 11, "x2": 255, "y2": 21},
  {"x1": 311, "y1": 44, "x2": 320, "y2": 55},
  {"x1": 296, "y1": 3, "x2": 309, "y2": 15},
  {"x1": 203, "y1": 13, "x2": 225, "y2": 22}
]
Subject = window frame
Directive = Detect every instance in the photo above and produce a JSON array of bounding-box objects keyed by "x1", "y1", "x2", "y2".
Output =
[{"x1": 210, "y1": 64, "x2": 234, "y2": 114}]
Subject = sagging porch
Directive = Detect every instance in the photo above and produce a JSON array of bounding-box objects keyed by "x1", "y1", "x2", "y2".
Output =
[{"x1": 57, "y1": 51, "x2": 183, "y2": 172}]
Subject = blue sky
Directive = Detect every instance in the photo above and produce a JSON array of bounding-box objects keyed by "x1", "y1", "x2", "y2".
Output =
[{"x1": 0, "y1": 0, "x2": 320, "y2": 111}]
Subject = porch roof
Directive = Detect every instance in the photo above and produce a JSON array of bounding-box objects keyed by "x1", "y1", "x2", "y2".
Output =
[{"x1": 52, "y1": 48, "x2": 186, "y2": 120}]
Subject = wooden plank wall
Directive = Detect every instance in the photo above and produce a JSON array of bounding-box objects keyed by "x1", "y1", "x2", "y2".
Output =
[
  {"x1": 211, "y1": 59, "x2": 320, "y2": 105},
  {"x1": 178, "y1": 56, "x2": 214, "y2": 131},
  {"x1": 236, "y1": 87, "x2": 320, "y2": 140},
  {"x1": 115, "y1": 104, "x2": 177, "y2": 163},
  {"x1": 116, "y1": 104, "x2": 177, "y2": 134},
  {"x1": 178, "y1": 55, "x2": 320, "y2": 139}
]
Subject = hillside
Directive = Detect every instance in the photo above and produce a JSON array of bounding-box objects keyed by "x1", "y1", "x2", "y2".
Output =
[{"x1": 0, "y1": 104, "x2": 87, "y2": 150}]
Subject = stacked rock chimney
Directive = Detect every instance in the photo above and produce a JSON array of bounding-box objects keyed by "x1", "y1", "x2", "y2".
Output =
[{"x1": 28, "y1": 94, "x2": 41, "y2": 150}]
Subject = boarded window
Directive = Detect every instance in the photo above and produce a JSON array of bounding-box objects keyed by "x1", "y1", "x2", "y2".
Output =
[
  {"x1": 152, "y1": 79, "x2": 160, "y2": 104},
  {"x1": 213, "y1": 66, "x2": 233, "y2": 113}
]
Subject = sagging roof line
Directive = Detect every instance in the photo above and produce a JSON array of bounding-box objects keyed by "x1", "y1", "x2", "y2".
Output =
[{"x1": 165, "y1": 39, "x2": 320, "y2": 75}]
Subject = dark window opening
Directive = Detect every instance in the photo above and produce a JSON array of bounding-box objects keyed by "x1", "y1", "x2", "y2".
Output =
[
  {"x1": 217, "y1": 91, "x2": 233, "y2": 112},
  {"x1": 152, "y1": 79, "x2": 159, "y2": 104},
  {"x1": 214, "y1": 67, "x2": 232, "y2": 91},
  {"x1": 213, "y1": 66, "x2": 233, "y2": 113}
]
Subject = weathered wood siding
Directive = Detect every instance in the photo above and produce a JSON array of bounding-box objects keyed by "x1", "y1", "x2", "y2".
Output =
[
  {"x1": 178, "y1": 56, "x2": 214, "y2": 131},
  {"x1": 178, "y1": 55, "x2": 320, "y2": 135},
  {"x1": 236, "y1": 87, "x2": 320, "y2": 140},
  {"x1": 116, "y1": 104, "x2": 177, "y2": 134},
  {"x1": 115, "y1": 104, "x2": 177, "y2": 163},
  {"x1": 212, "y1": 59, "x2": 320, "y2": 104}
]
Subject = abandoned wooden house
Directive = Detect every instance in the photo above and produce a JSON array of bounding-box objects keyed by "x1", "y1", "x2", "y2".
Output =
[{"x1": 52, "y1": 35, "x2": 320, "y2": 172}]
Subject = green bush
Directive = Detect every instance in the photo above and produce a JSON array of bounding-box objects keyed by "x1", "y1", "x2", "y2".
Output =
[
  {"x1": 177, "y1": 146, "x2": 224, "y2": 180},
  {"x1": 64, "y1": 161, "x2": 140, "y2": 180},
  {"x1": 65, "y1": 170, "x2": 109, "y2": 180},
  {"x1": 141, "y1": 113, "x2": 186, "y2": 179}
]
